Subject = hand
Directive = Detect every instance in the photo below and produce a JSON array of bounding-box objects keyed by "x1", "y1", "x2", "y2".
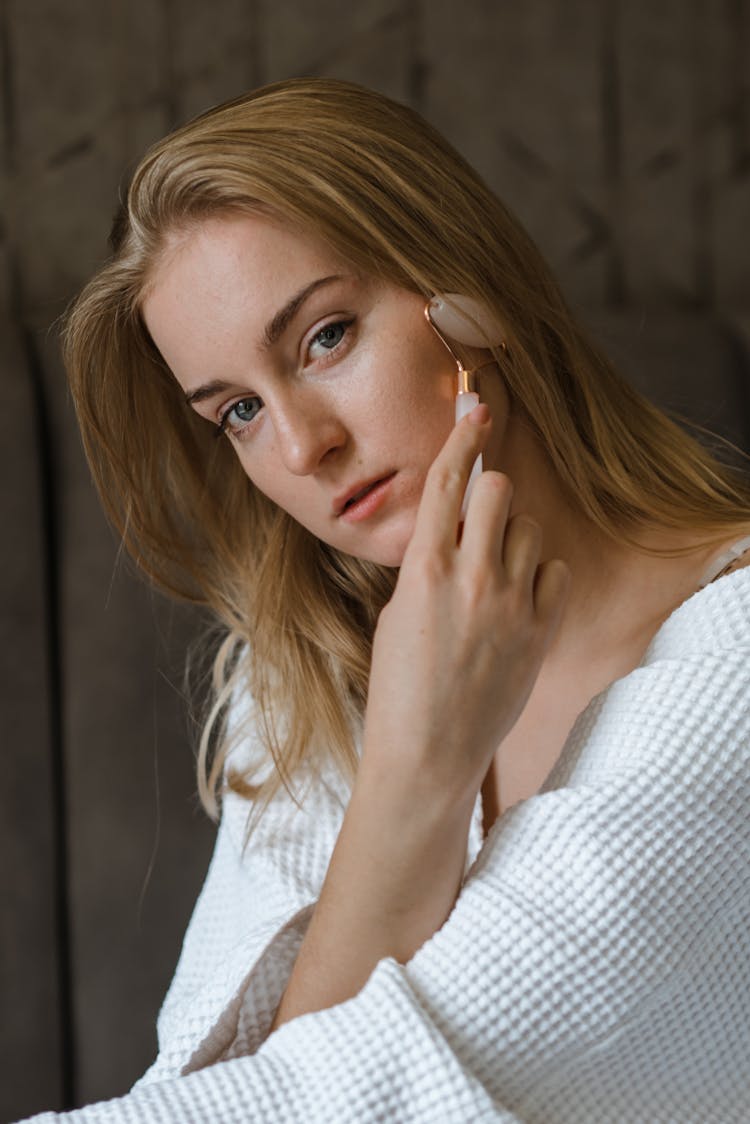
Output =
[
  {"x1": 362, "y1": 404, "x2": 570, "y2": 814},
  {"x1": 273, "y1": 406, "x2": 570, "y2": 1026}
]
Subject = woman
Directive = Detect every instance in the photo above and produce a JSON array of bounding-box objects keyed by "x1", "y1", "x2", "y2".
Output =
[{"x1": 23, "y1": 78, "x2": 750, "y2": 1122}]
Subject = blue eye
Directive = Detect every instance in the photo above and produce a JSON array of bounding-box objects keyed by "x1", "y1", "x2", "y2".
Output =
[
  {"x1": 217, "y1": 396, "x2": 262, "y2": 437},
  {"x1": 308, "y1": 320, "x2": 351, "y2": 360}
]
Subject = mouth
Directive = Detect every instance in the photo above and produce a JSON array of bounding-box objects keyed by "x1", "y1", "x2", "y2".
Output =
[{"x1": 335, "y1": 472, "x2": 397, "y2": 520}]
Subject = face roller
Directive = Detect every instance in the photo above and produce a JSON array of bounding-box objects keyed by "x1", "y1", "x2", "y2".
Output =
[{"x1": 425, "y1": 293, "x2": 505, "y2": 518}]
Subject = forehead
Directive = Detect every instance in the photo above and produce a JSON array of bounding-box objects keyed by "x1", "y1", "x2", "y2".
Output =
[
  {"x1": 144, "y1": 212, "x2": 346, "y2": 307},
  {"x1": 139, "y1": 212, "x2": 359, "y2": 393}
]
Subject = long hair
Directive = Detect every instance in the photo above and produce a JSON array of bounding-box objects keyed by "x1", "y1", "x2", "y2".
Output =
[{"x1": 62, "y1": 77, "x2": 750, "y2": 822}]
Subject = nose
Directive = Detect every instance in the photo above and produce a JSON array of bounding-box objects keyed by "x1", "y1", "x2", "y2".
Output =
[{"x1": 270, "y1": 390, "x2": 347, "y2": 477}]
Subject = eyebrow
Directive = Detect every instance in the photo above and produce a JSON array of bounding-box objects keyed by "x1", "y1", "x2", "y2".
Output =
[{"x1": 184, "y1": 274, "x2": 344, "y2": 407}]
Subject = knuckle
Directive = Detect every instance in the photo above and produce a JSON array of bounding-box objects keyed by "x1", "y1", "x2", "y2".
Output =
[
  {"x1": 429, "y1": 464, "x2": 464, "y2": 496},
  {"x1": 503, "y1": 580, "x2": 532, "y2": 619},
  {"x1": 458, "y1": 570, "x2": 492, "y2": 613},
  {"x1": 471, "y1": 471, "x2": 513, "y2": 510},
  {"x1": 481, "y1": 470, "x2": 513, "y2": 497},
  {"x1": 509, "y1": 512, "x2": 541, "y2": 537},
  {"x1": 414, "y1": 548, "x2": 452, "y2": 586}
]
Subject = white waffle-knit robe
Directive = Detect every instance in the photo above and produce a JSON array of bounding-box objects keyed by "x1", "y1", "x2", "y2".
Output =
[{"x1": 21, "y1": 569, "x2": 750, "y2": 1123}]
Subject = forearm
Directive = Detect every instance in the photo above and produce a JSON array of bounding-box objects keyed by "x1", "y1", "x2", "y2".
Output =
[
  {"x1": 271, "y1": 415, "x2": 567, "y2": 1030},
  {"x1": 272, "y1": 755, "x2": 475, "y2": 1027}
]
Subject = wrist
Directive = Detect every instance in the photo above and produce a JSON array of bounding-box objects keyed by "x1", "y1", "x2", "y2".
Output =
[
  {"x1": 272, "y1": 745, "x2": 476, "y2": 1028},
  {"x1": 345, "y1": 754, "x2": 476, "y2": 915},
  {"x1": 356, "y1": 741, "x2": 479, "y2": 837}
]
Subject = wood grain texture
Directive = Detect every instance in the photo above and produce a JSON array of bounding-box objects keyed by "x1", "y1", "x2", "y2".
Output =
[
  {"x1": 424, "y1": 0, "x2": 611, "y2": 305},
  {"x1": 0, "y1": 314, "x2": 64, "y2": 1123}
]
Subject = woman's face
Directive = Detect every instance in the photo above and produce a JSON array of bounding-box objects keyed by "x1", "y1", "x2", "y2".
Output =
[{"x1": 142, "y1": 213, "x2": 504, "y2": 567}]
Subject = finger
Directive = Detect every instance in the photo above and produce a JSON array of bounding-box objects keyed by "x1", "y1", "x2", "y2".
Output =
[
  {"x1": 502, "y1": 514, "x2": 543, "y2": 590},
  {"x1": 459, "y1": 470, "x2": 513, "y2": 569},
  {"x1": 533, "y1": 558, "x2": 571, "y2": 628},
  {"x1": 409, "y1": 404, "x2": 491, "y2": 555}
]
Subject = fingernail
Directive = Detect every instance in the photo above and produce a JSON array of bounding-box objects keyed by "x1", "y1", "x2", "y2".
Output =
[{"x1": 468, "y1": 402, "x2": 490, "y2": 425}]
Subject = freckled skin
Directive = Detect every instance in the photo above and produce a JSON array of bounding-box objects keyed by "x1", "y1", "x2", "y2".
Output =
[
  {"x1": 142, "y1": 213, "x2": 742, "y2": 828},
  {"x1": 142, "y1": 213, "x2": 510, "y2": 567}
]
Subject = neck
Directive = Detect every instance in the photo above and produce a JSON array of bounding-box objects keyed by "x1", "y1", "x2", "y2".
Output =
[{"x1": 486, "y1": 409, "x2": 725, "y2": 661}]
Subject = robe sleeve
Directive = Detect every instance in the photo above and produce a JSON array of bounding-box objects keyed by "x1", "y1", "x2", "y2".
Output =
[
  {"x1": 17, "y1": 640, "x2": 750, "y2": 1122},
  {"x1": 135, "y1": 695, "x2": 354, "y2": 1080}
]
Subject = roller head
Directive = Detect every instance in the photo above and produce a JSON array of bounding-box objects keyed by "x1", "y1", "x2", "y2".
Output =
[{"x1": 426, "y1": 293, "x2": 505, "y2": 349}]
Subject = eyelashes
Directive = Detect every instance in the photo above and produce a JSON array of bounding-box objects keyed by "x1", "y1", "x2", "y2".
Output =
[
  {"x1": 214, "y1": 316, "x2": 355, "y2": 440},
  {"x1": 215, "y1": 396, "x2": 261, "y2": 438},
  {"x1": 307, "y1": 319, "x2": 348, "y2": 360}
]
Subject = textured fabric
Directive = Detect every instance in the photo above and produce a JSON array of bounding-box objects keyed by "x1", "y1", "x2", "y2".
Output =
[{"x1": 20, "y1": 569, "x2": 750, "y2": 1123}]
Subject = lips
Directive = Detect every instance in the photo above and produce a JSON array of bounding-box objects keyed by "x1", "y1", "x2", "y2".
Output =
[{"x1": 334, "y1": 472, "x2": 396, "y2": 517}]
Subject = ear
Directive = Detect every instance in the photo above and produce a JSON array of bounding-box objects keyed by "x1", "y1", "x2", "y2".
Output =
[{"x1": 426, "y1": 293, "x2": 505, "y2": 349}]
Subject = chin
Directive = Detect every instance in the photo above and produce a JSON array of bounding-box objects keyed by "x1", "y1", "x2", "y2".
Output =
[
  {"x1": 322, "y1": 529, "x2": 408, "y2": 570},
  {"x1": 351, "y1": 532, "x2": 411, "y2": 569},
  {"x1": 325, "y1": 542, "x2": 402, "y2": 569},
  {"x1": 368, "y1": 548, "x2": 406, "y2": 569},
  {"x1": 315, "y1": 512, "x2": 416, "y2": 570}
]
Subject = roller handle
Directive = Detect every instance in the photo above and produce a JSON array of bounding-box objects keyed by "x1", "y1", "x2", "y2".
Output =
[{"x1": 455, "y1": 391, "x2": 482, "y2": 521}]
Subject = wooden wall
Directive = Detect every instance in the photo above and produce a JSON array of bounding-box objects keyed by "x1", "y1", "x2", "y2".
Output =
[{"x1": 1, "y1": 1, "x2": 748, "y2": 1119}]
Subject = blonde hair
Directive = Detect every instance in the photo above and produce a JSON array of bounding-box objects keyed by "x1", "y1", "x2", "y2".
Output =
[{"x1": 63, "y1": 78, "x2": 750, "y2": 822}]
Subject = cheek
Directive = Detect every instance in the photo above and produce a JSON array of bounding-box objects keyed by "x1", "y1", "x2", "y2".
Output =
[
  {"x1": 231, "y1": 445, "x2": 285, "y2": 509},
  {"x1": 416, "y1": 380, "x2": 457, "y2": 453},
  {"x1": 360, "y1": 316, "x2": 455, "y2": 411},
  {"x1": 419, "y1": 357, "x2": 458, "y2": 437}
]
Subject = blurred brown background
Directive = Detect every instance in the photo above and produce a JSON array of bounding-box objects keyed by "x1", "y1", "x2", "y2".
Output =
[{"x1": 1, "y1": 1, "x2": 749, "y2": 1119}]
